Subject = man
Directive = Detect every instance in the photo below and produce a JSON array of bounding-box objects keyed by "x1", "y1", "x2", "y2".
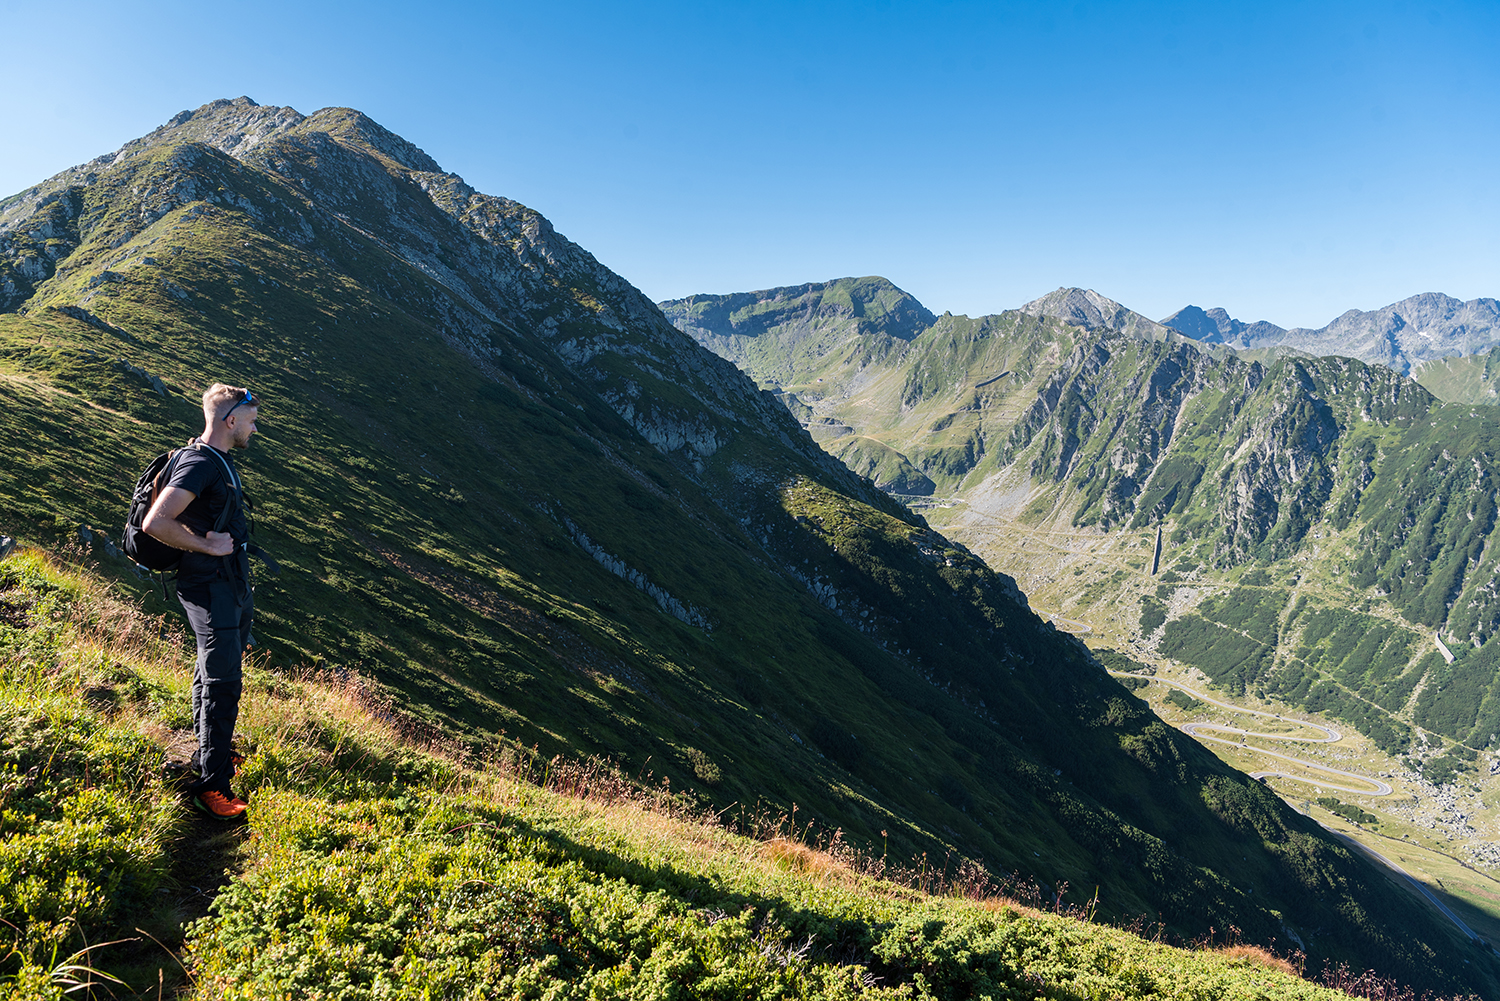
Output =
[{"x1": 144, "y1": 383, "x2": 259, "y2": 820}]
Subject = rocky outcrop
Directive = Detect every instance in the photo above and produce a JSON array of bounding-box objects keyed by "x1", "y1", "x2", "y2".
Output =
[
  {"x1": 1006, "y1": 331, "x2": 1224, "y2": 530},
  {"x1": 1212, "y1": 363, "x2": 1340, "y2": 562}
]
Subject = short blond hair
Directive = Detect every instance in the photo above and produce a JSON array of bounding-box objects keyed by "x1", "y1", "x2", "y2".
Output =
[{"x1": 203, "y1": 383, "x2": 251, "y2": 422}]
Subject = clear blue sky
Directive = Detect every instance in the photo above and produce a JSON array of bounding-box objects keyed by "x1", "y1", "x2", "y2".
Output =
[{"x1": 3, "y1": 0, "x2": 1496, "y2": 328}]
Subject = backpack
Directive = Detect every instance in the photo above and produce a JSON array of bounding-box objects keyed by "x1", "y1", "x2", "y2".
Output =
[{"x1": 122, "y1": 439, "x2": 238, "y2": 573}]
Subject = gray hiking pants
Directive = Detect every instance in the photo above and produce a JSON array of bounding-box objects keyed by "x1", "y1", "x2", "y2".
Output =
[{"x1": 179, "y1": 579, "x2": 253, "y2": 796}]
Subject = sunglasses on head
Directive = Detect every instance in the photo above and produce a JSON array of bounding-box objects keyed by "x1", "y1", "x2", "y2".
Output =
[{"x1": 223, "y1": 389, "x2": 255, "y2": 423}]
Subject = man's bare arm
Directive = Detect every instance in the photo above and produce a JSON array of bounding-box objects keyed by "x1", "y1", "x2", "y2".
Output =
[{"x1": 143, "y1": 486, "x2": 235, "y2": 556}]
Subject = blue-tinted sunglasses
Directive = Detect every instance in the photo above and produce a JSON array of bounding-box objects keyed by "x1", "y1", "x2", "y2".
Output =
[{"x1": 223, "y1": 389, "x2": 255, "y2": 422}]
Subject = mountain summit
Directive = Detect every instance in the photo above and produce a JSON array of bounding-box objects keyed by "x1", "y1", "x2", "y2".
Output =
[
  {"x1": 658, "y1": 276, "x2": 935, "y2": 386},
  {"x1": 1158, "y1": 304, "x2": 1287, "y2": 346},
  {"x1": 1019, "y1": 287, "x2": 1172, "y2": 340}
]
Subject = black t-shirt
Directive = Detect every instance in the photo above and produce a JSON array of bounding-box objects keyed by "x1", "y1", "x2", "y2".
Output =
[{"x1": 163, "y1": 442, "x2": 247, "y2": 586}]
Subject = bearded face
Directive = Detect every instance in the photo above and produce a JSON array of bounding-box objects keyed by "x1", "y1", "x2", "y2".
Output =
[{"x1": 231, "y1": 407, "x2": 259, "y2": 448}]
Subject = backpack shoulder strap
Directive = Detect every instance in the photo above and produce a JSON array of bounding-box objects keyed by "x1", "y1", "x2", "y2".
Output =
[{"x1": 189, "y1": 440, "x2": 242, "y2": 534}]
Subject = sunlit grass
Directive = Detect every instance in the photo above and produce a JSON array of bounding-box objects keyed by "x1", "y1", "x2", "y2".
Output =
[{"x1": 0, "y1": 547, "x2": 1401, "y2": 1000}]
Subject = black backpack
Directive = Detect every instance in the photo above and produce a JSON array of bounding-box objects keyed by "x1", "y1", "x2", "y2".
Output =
[{"x1": 122, "y1": 439, "x2": 237, "y2": 573}]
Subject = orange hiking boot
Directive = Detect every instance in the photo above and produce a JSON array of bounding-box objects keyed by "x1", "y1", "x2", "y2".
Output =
[{"x1": 193, "y1": 789, "x2": 248, "y2": 820}]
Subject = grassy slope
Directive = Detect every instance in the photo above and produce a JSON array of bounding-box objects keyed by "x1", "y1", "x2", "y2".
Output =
[
  {"x1": 1414, "y1": 347, "x2": 1500, "y2": 406},
  {"x1": 658, "y1": 277, "x2": 932, "y2": 383},
  {"x1": 1, "y1": 102, "x2": 1496, "y2": 994},
  {"x1": 0, "y1": 548, "x2": 1401, "y2": 999}
]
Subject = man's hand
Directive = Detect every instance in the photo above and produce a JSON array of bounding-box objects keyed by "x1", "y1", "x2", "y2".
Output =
[{"x1": 203, "y1": 531, "x2": 235, "y2": 556}]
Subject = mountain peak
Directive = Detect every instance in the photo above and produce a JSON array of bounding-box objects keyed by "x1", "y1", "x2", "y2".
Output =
[
  {"x1": 660, "y1": 276, "x2": 936, "y2": 344},
  {"x1": 1159, "y1": 305, "x2": 1230, "y2": 343},
  {"x1": 1019, "y1": 287, "x2": 1171, "y2": 339},
  {"x1": 1019, "y1": 287, "x2": 1121, "y2": 327},
  {"x1": 143, "y1": 96, "x2": 309, "y2": 161}
]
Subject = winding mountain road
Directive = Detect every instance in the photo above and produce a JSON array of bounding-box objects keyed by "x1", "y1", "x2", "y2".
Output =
[
  {"x1": 1040, "y1": 611, "x2": 1093, "y2": 635},
  {"x1": 1110, "y1": 670, "x2": 1498, "y2": 947},
  {"x1": 1322, "y1": 829, "x2": 1483, "y2": 943},
  {"x1": 1108, "y1": 672, "x2": 1392, "y2": 796}
]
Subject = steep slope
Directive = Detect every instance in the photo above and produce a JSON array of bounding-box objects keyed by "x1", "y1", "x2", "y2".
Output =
[
  {"x1": 1162, "y1": 294, "x2": 1500, "y2": 375},
  {"x1": 1, "y1": 98, "x2": 1495, "y2": 994},
  {"x1": 0, "y1": 548, "x2": 1372, "y2": 1000}
]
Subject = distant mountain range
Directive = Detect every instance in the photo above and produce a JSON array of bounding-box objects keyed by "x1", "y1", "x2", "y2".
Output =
[
  {"x1": 1158, "y1": 293, "x2": 1500, "y2": 376},
  {"x1": 1002, "y1": 287, "x2": 1500, "y2": 378}
]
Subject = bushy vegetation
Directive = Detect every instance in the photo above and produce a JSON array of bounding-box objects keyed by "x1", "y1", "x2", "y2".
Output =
[
  {"x1": 1156, "y1": 588, "x2": 1426, "y2": 756},
  {"x1": 1, "y1": 548, "x2": 1388, "y2": 1001},
  {"x1": 1349, "y1": 414, "x2": 1500, "y2": 636},
  {"x1": 1414, "y1": 639, "x2": 1500, "y2": 749},
  {"x1": 1138, "y1": 595, "x2": 1167, "y2": 634},
  {"x1": 1165, "y1": 688, "x2": 1206, "y2": 712},
  {"x1": 0, "y1": 551, "x2": 190, "y2": 996},
  {"x1": 1159, "y1": 615, "x2": 1271, "y2": 697},
  {"x1": 1316, "y1": 798, "x2": 1378, "y2": 827},
  {"x1": 1156, "y1": 588, "x2": 1288, "y2": 697}
]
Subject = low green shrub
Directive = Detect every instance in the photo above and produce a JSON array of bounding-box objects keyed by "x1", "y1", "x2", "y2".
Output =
[
  {"x1": 1316, "y1": 797, "x2": 1377, "y2": 826},
  {"x1": 0, "y1": 551, "x2": 184, "y2": 997},
  {"x1": 1166, "y1": 689, "x2": 1206, "y2": 712}
]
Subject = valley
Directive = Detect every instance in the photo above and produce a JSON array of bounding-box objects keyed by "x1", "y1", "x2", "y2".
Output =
[
  {"x1": 664, "y1": 275, "x2": 1500, "y2": 967},
  {"x1": 901, "y1": 496, "x2": 1500, "y2": 953},
  {"x1": 966, "y1": 501, "x2": 1500, "y2": 942},
  {"x1": 920, "y1": 481, "x2": 1500, "y2": 855}
]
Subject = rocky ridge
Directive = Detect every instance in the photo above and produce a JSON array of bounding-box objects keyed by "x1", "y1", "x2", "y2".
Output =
[
  {"x1": 1020, "y1": 287, "x2": 1174, "y2": 341},
  {"x1": 1161, "y1": 293, "x2": 1500, "y2": 375}
]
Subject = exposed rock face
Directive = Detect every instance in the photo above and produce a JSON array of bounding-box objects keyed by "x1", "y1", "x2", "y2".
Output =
[
  {"x1": 1020, "y1": 287, "x2": 1172, "y2": 341},
  {"x1": 1212, "y1": 362, "x2": 1339, "y2": 563},
  {"x1": 1162, "y1": 293, "x2": 1500, "y2": 375}
]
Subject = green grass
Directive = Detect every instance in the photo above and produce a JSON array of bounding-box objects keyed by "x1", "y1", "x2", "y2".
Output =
[
  {"x1": 1413, "y1": 347, "x2": 1500, "y2": 406},
  {"x1": 0, "y1": 547, "x2": 1404, "y2": 1000}
]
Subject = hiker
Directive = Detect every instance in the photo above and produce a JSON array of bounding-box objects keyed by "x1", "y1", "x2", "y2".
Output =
[{"x1": 143, "y1": 384, "x2": 259, "y2": 820}]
